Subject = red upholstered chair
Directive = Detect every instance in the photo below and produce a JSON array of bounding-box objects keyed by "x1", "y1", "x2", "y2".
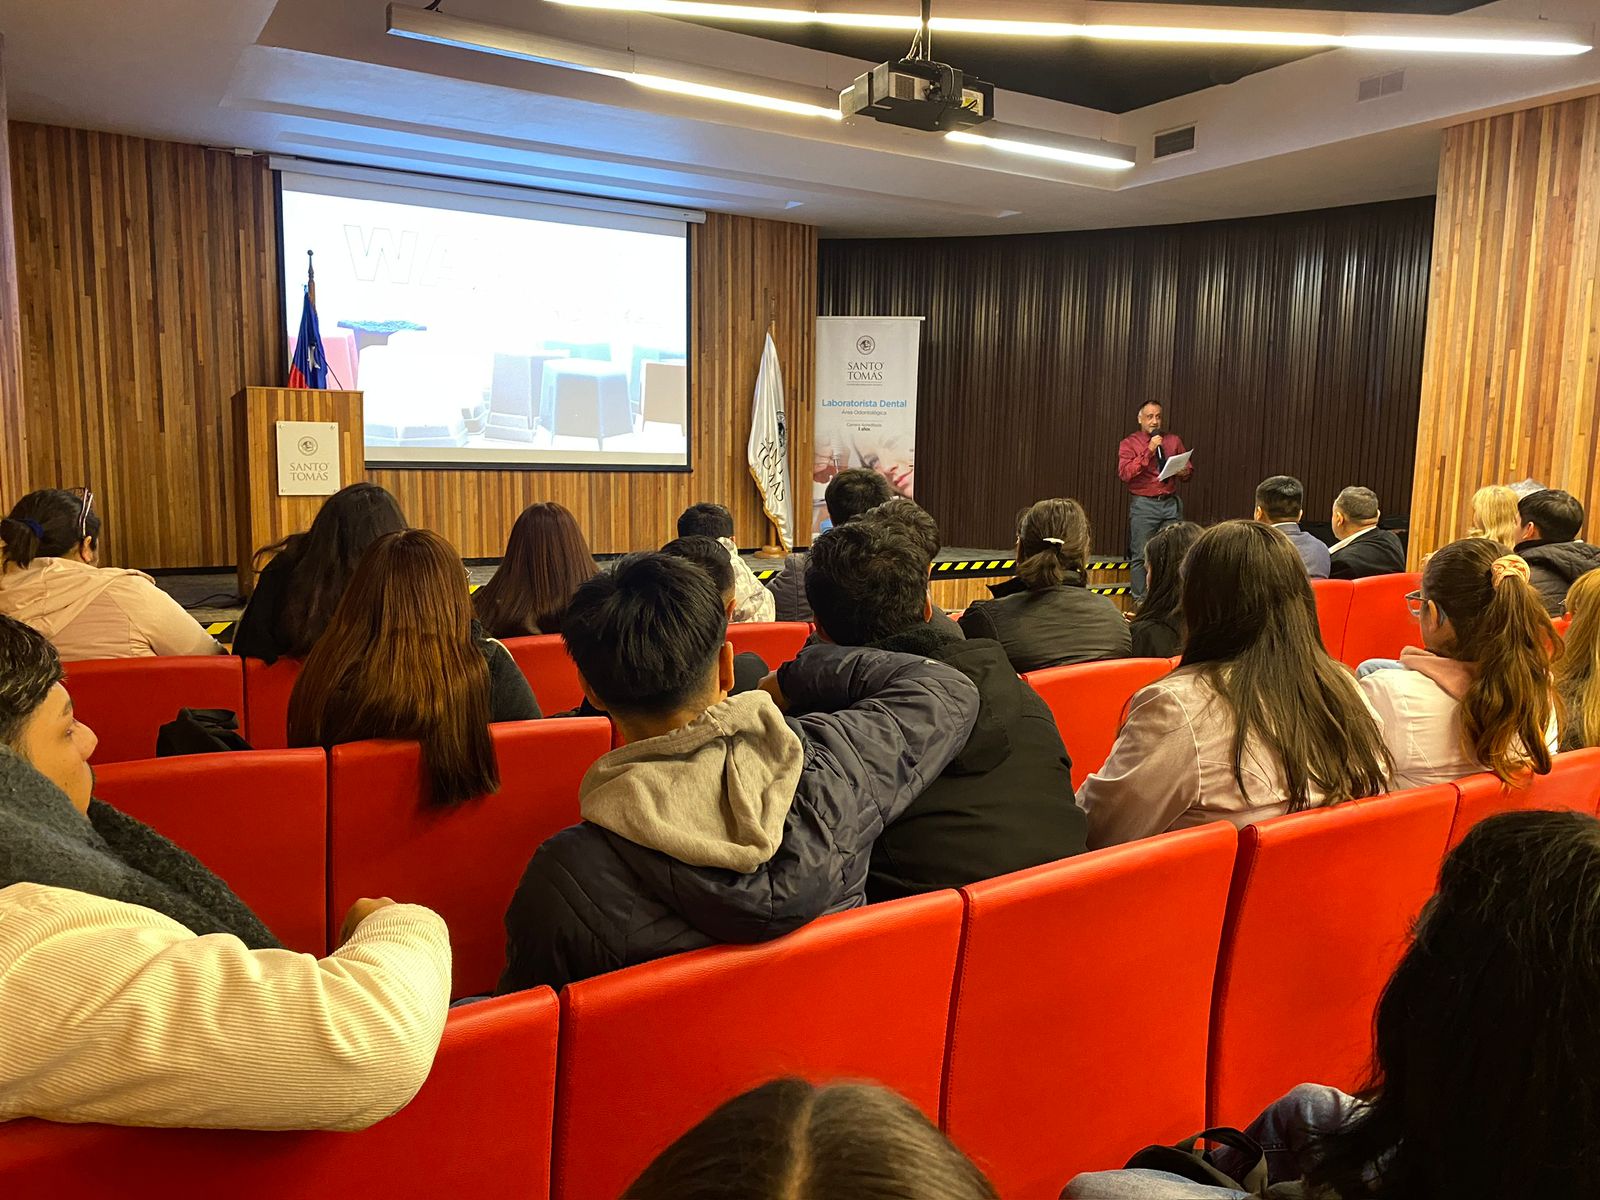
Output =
[
  {"x1": 1024, "y1": 658, "x2": 1175, "y2": 789},
  {"x1": 94, "y1": 750, "x2": 329, "y2": 954},
  {"x1": 550, "y1": 891, "x2": 964, "y2": 1200},
  {"x1": 0, "y1": 987, "x2": 559, "y2": 1200},
  {"x1": 502, "y1": 634, "x2": 585, "y2": 714},
  {"x1": 1309, "y1": 578, "x2": 1354, "y2": 660},
  {"x1": 1555, "y1": 614, "x2": 1573, "y2": 637},
  {"x1": 1207, "y1": 785, "x2": 1457, "y2": 1127},
  {"x1": 242, "y1": 657, "x2": 303, "y2": 750},
  {"x1": 1447, "y1": 747, "x2": 1600, "y2": 851},
  {"x1": 63, "y1": 656, "x2": 245, "y2": 765},
  {"x1": 328, "y1": 718, "x2": 611, "y2": 997},
  {"x1": 726, "y1": 621, "x2": 811, "y2": 669},
  {"x1": 1338, "y1": 571, "x2": 1422, "y2": 669},
  {"x1": 943, "y1": 822, "x2": 1237, "y2": 1197}
]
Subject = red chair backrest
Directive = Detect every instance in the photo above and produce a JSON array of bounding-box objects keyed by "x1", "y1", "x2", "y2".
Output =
[
  {"x1": 551, "y1": 891, "x2": 964, "y2": 1200},
  {"x1": 1024, "y1": 658, "x2": 1175, "y2": 789},
  {"x1": 1447, "y1": 747, "x2": 1600, "y2": 850},
  {"x1": 944, "y1": 823, "x2": 1237, "y2": 1196},
  {"x1": 1555, "y1": 614, "x2": 1573, "y2": 637},
  {"x1": 0, "y1": 987, "x2": 559, "y2": 1200},
  {"x1": 1207, "y1": 785, "x2": 1456, "y2": 1126},
  {"x1": 328, "y1": 718, "x2": 611, "y2": 997},
  {"x1": 1338, "y1": 572, "x2": 1422, "y2": 669},
  {"x1": 94, "y1": 750, "x2": 330, "y2": 955},
  {"x1": 501, "y1": 635, "x2": 585, "y2": 714},
  {"x1": 1309, "y1": 578, "x2": 1354, "y2": 660},
  {"x1": 726, "y1": 622, "x2": 811, "y2": 669},
  {"x1": 242, "y1": 657, "x2": 303, "y2": 750},
  {"x1": 64, "y1": 656, "x2": 245, "y2": 765}
]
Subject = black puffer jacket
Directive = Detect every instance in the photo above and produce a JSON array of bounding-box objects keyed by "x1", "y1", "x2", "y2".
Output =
[
  {"x1": 1518, "y1": 539, "x2": 1600, "y2": 615},
  {"x1": 497, "y1": 645, "x2": 980, "y2": 994},
  {"x1": 866, "y1": 626, "x2": 1087, "y2": 902},
  {"x1": 959, "y1": 573, "x2": 1132, "y2": 673}
]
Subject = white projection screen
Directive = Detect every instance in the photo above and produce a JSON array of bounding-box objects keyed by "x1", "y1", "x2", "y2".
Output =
[{"x1": 278, "y1": 168, "x2": 693, "y2": 469}]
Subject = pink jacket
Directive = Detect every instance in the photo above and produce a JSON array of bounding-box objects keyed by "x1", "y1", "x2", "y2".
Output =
[{"x1": 0, "y1": 557, "x2": 222, "y2": 661}]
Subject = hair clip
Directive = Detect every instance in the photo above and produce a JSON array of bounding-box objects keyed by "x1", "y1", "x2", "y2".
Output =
[{"x1": 1041, "y1": 537, "x2": 1065, "y2": 546}]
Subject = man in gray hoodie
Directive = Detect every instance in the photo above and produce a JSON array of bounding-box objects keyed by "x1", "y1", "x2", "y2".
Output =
[{"x1": 497, "y1": 552, "x2": 980, "y2": 994}]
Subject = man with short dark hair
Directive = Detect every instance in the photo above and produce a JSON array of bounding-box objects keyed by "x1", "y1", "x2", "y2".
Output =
[
  {"x1": 806, "y1": 522, "x2": 1086, "y2": 901},
  {"x1": 674, "y1": 502, "x2": 773, "y2": 623},
  {"x1": 499, "y1": 552, "x2": 979, "y2": 993},
  {"x1": 1253, "y1": 475, "x2": 1330, "y2": 579},
  {"x1": 1328, "y1": 486, "x2": 1406, "y2": 580},
  {"x1": 1118, "y1": 400, "x2": 1194, "y2": 599},
  {"x1": 766, "y1": 468, "x2": 897, "y2": 621},
  {"x1": 856, "y1": 496, "x2": 963, "y2": 638},
  {"x1": 1515, "y1": 489, "x2": 1600, "y2": 615},
  {"x1": 661, "y1": 536, "x2": 771, "y2": 693}
]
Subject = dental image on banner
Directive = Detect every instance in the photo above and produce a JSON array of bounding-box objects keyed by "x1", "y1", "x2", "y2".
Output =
[{"x1": 812, "y1": 316, "x2": 924, "y2": 536}]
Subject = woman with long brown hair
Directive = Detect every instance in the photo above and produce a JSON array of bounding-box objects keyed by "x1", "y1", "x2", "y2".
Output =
[
  {"x1": 1360, "y1": 538, "x2": 1559, "y2": 787},
  {"x1": 288, "y1": 529, "x2": 540, "y2": 805},
  {"x1": 1556, "y1": 569, "x2": 1600, "y2": 751},
  {"x1": 473, "y1": 502, "x2": 598, "y2": 639},
  {"x1": 1080, "y1": 521, "x2": 1390, "y2": 848},
  {"x1": 958, "y1": 497, "x2": 1131, "y2": 671}
]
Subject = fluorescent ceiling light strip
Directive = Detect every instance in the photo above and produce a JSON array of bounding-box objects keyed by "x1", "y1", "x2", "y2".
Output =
[
  {"x1": 1341, "y1": 34, "x2": 1588, "y2": 56},
  {"x1": 549, "y1": 0, "x2": 917, "y2": 29},
  {"x1": 946, "y1": 129, "x2": 1134, "y2": 170},
  {"x1": 631, "y1": 72, "x2": 843, "y2": 116}
]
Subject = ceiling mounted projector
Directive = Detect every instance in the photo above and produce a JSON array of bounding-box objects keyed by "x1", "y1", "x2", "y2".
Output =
[{"x1": 841, "y1": 57, "x2": 994, "y2": 132}]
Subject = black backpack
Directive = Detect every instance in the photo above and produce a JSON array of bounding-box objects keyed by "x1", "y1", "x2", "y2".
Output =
[{"x1": 156, "y1": 708, "x2": 253, "y2": 757}]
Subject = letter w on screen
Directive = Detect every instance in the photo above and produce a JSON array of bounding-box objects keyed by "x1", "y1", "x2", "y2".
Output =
[{"x1": 748, "y1": 332, "x2": 793, "y2": 552}]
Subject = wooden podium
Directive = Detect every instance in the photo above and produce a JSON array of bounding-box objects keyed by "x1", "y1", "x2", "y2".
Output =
[{"x1": 233, "y1": 387, "x2": 366, "y2": 595}]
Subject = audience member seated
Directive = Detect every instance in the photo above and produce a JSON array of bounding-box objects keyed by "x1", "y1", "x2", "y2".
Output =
[
  {"x1": 288, "y1": 530, "x2": 539, "y2": 805},
  {"x1": 1467, "y1": 482, "x2": 1521, "y2": 548},
  {"x1": 959, "y1": 498, "x2": 1131, "y2": 671},
  {"x1": 234, "y1": 482, "x2": 407, "y2": 663},
  {"x1": 624, "y1": 1078, "x2": 999, "y2": 1199},
  {"x1": 472, "y1": 500, "x2": 600, "y2": 638},
  {"x1": 858, "y1": 496, "x2": 963, "y2": 637},
  {"x1": 1252, "y1": 475, "x2": 1330, "y2": 579},
  {"x1": 1556, "y1": 569, "x2": 1600, "y2": 751},
  {"x1": 662, "y1": 535, "x2": 771, "y2": 693},
  {"x1": 1514, "y1": 488, "x2": 1600, "y2": 616},
  {"x1": 497, "y1": 552, "x2": 978, "y2": 993},
  {"x1": 676, "y1": 502, "x2": 774, "y2": 623},
  {"x1": 806, "y1": 520, "x2": 1085, "y2": 901},
  {"x1": 1328, "y1": 486, "x2": 1406, "y2": 580},
  {"x1": 1360, "y1": 540, "x2": 1557, "y2": 788},
  {"x1": 1128, "y1": 521, "x2": 1201, "y2": 658},
  {"x1": 0, "y1": 488, "x2": 221, "y2": 660},
  {"x1": 1065, "y1": 810, "x2": 1600, "y2": 1199},
  {"x1": 0, "y1": 616, "x2": 453, "y2": 1129},
  {"x1": 768, "y1": 468, "x2": 894, "y2": 622},
  {"x1": 1079, "y1": 521, "x2": 1389, "y2": 848}
]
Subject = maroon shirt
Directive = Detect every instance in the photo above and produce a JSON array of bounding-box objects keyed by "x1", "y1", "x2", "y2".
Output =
[{"x1": 1118, "y1": 430, "x2": 1192, "y2": 498}]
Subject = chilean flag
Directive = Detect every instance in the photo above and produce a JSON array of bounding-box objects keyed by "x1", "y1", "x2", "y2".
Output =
[{"x1": 287, "y1": 253, "x2": 327, "y2": 389}]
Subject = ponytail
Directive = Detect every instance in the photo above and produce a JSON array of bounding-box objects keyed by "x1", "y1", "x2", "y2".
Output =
[
  {"x1": 1015, "y1": 498, "x2": 1091, "y2": 592},
  {"x1": 1426, "y1": 541, "x2": 1559, "y2": 783},
  {"x1": 0, "y1": 517, "x2": 44, "y2": 568}
]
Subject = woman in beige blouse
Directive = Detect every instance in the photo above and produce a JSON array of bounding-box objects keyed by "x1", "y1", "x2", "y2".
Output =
[{"x1": 1080, "y1": 521, "x2": 1391, "y2": 848}]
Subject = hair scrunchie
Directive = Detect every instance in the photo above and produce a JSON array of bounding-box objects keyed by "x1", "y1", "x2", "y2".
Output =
[
  {"x1": 1490, "y1": 553, "x2": 1531, "y2": 588},
  {"x1": 18, "y1": 518, "x2": 44, "y2": 539}
]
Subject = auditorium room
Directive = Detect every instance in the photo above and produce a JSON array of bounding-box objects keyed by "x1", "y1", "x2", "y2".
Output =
[{"x1": 2, "y1": 0, "x2": 1600, "y2": 1195}]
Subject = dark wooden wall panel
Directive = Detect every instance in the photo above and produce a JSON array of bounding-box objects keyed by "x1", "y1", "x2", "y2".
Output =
[
  {"x1": 8, "y1": 120, "x2": 816, "y2": 567},
  {"x1": 0, "y1": 40, "x2": 28, "y2": 508},
  {"x1": 1409, "y1": 96, "x2": 1600, "y2": 566},
  {"x1": 820, "y1": 198, "x2": 1434, "y2": 551}
]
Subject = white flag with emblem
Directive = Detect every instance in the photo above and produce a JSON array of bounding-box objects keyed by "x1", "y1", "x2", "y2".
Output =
[{"x1": 747, "y1": 331, "x2": 793, "y2": 552}]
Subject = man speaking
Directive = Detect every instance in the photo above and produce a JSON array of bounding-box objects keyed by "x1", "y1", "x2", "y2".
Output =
[{"x1": 1118, "y1": 400, "x2": 1193, "y2": 600}]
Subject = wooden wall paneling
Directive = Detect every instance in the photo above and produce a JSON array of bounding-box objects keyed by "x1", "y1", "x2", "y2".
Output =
[
  {"x1": 1409, "y1": 96, "x2": 1600, "y2": 565},
  {"x1": 9, "y1": 123, "x2": 281, "y2": 569},
  {"x1": 820, "y1": 199, "x2": 1434, "y2": 552},
  {"x1": 0, "y1": 37, "x2": 26, "y2": 507}
]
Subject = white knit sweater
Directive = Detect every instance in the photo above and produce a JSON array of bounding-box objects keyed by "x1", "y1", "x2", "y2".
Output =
[{"x1": 0, "y1": 884, "x2": 452, "y2": 1130}]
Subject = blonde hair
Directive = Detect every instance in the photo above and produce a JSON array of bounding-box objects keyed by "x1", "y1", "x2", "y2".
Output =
[
  {"x1": 1469, "y1": 485, "x2": 1522, "y2": 549},
  {"x1": 1556, "y1": 569, "x2": 1600, "y2": 751}
]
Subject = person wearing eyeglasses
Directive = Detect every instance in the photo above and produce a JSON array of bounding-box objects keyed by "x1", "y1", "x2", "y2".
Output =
[
  {"x1": 1357, "y1": 538, "x2": 1560, "y2": 789},
  {"x1": 0, "y1": 488, "x2": 222, "y2": 661}
]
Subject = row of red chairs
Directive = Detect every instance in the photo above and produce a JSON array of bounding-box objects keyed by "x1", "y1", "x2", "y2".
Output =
[
  {"x1": 63, "y1": 622, "x2": 815, "y2": 764},
  {"x1": 11, "y1": 748, "x2": 1600, "y2": 1200}
]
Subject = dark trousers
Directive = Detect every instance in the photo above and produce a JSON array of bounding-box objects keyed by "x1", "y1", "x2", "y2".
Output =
[{"x1": 1129, "y1": 494, "x2": 1183, "y2": 599}]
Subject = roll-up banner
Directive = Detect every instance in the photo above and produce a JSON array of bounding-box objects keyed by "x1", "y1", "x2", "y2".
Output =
[{"x1": 812, "y1": 316, "x2": 924, "y2": 537}]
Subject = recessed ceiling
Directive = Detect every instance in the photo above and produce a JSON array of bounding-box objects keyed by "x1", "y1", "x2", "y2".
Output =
[{"x1": 689, "y1": 0, "x2": 1483, "y2": 112}]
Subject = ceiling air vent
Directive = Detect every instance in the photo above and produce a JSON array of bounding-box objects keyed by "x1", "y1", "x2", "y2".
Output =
[
  {"x1": 1358, "y1": 69, "x2": 1406, "y2": 102},
  {"x1": 1153, "y1": 125, "x2": 1196, "y2": 160}
]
